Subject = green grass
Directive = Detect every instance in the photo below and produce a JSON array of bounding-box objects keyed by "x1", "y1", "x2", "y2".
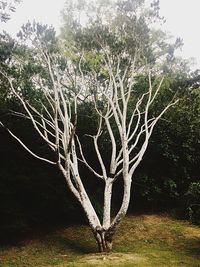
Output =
[{"x1": 0, "y1": 214, "x2": 200, "y2": 266}]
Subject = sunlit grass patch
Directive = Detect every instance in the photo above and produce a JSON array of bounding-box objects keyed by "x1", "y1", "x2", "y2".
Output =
[{"x1": 72, "y1": 253, "x2": 146, "y2": 266}]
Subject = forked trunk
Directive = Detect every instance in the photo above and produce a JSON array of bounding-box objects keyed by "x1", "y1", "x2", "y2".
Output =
[
  {"x1": 92, "y1": 175, "x2": 132, "y2": 253},
  {"x1": 94, "y1": 227, "x2": 114, "y2": 252}
]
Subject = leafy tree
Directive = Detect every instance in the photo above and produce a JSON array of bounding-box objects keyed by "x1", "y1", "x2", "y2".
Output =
[
  {"x1": 130, "y1": 68, "x2": 200, "y2": 212},
  {"x1": 0, "y1": 0, "x2": 21, "y2": 23}
]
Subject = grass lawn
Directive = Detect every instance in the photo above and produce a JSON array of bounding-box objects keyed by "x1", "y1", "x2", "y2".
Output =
[{"x1": 0, "y1": 214, "x2": 200, "y2": 266}]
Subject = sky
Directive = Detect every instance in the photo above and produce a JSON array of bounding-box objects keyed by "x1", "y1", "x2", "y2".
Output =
[{"x1": 1, "y1": 0, "x2": 200, "y2": 69}]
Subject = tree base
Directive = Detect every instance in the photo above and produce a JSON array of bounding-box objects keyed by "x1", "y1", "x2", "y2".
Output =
[{"x1": 94, "y1": 227, "x2": 113, "y2": 253}]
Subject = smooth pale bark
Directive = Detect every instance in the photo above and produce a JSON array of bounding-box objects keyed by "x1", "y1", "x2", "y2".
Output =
[
  {"x1": 80, "y1": 190, "x2": 101, "y2": 229},
  {"x1": 103, "y1": 178, "x2": 113, "y2": 229},
  {"x1": 110, "y1": 175, "x2": 132, "y2": 233}
]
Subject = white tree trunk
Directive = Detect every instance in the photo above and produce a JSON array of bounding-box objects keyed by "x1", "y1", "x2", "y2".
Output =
[{"x1": 103, "y1": 178, "x2": 113, "y2": 229}]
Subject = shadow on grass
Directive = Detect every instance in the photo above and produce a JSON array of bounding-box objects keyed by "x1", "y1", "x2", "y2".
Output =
[
  {"x1": 184, "y1": 238, "x2": 200, "y2": 258},
  {"x1": 54, "y1": 235, "x2": 97, "y2": 254}
]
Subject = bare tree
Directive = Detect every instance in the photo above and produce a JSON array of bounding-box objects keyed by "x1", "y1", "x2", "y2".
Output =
[{"x1": 0, "y1": 42, "x2": 178, "y2": 252}]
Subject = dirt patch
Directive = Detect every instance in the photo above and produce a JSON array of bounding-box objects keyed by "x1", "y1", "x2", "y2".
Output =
[{"x1": 76, "y1": 252, "x2": 147, "y2": 266}]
